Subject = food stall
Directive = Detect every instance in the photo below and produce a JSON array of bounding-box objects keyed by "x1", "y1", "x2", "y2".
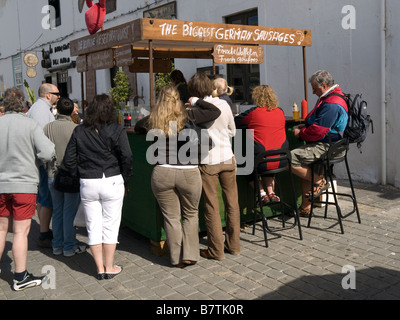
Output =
[{"x1": 70, "y1": 18, "x2": 311, "y2": 250}]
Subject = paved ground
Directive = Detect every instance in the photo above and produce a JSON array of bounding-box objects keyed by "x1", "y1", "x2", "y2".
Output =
[{"x1": 0, "y1": 180, "x2": 399, "y2": 307}]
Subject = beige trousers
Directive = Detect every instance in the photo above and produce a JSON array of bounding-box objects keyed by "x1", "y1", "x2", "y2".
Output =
[{"x1": 151, "y1": 166, "x2": 202, "y2": 266}]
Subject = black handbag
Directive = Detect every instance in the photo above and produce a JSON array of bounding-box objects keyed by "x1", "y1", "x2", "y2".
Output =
[{"x1": 54, "y1": 168, "x2": 80, "y2": 193}]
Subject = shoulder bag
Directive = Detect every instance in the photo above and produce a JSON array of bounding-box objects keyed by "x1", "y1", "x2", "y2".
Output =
[{"x1": 54, "y1": 167, "x2": 80, "y2": 193}]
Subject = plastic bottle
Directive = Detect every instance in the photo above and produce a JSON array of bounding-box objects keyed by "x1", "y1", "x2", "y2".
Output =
[
  {"x1": 124, "y1": 108, "x2": 132, "y2": 127},
  {"x1": 292, "y1": 102, "x2": 299, "y2": 120},
  {"x1": 301, "y1": 99, "x2": 308, "y2": 119}
]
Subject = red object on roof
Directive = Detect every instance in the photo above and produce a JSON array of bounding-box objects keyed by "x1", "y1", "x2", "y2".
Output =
[{"x1": 85, "y1": 0, "x2": 106, "y2": 35}]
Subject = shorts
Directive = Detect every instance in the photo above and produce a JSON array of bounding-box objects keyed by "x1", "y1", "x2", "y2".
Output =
[
  {"x1": 37, "y1": 165, "x2": 53, "y2": 209},
  {"x1": 291, "y1": 142, "x2": 335, "y2": 175},
  {"x1": 0, "y1": 193, "x2": 37, "y2": 221}
]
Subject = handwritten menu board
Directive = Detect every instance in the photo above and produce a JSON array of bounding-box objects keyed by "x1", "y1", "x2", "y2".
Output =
[{"x1": 212, "y1": 44, "x2": 264, "y2": 64}]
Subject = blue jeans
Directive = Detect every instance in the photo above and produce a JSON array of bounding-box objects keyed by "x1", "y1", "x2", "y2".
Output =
[
  {"x1": 48, "y1": 177, "x2": 80, "y2": 255},
  {"x1": 38, "y1": 165, "x2": 53, "y2": 208}
]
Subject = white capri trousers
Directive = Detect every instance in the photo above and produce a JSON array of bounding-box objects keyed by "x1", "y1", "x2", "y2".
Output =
[{"x1": 80, "y1": 174, "x2": 125, "y2": 245}]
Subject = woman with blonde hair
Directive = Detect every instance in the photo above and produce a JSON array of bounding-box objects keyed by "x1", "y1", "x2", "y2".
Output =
[
  {"x1": 235, "y1": 85, "x2": 288, "y2": 205},
  {"x1": 212, "y1": 77, "x2": 234, "y2": 108},
  {"x1": 147, "y1": 85, "x2": 220, "y2": 268}
]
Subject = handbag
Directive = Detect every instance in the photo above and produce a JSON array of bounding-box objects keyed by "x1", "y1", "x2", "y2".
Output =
[{"x1": 54, "y1": 168, "x2": 80, "y2": 193}]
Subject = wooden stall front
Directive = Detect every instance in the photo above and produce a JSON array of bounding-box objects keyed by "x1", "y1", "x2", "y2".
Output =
[
  {"x1": 69, "y1": 18, "x2": 311, "y2": 248},
  {"x1": 70, "y1": 18, "x2": 311, "y2": 105}
]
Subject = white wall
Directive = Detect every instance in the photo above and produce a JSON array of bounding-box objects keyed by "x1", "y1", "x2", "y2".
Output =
[
  {"x1": 1, "y1": 0, "x2": 398, "y2": 186},
  {"x1": 386, "y1": 0, "x2": 400, "y2": 186}
]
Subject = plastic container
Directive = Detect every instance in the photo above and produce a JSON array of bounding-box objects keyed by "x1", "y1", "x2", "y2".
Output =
[
  {"x1": 292, "y1": 102, "x2": 299, "y2": 120},
  {"x1": 301, "y1": 99, "x2": 308, "y2": 119}
]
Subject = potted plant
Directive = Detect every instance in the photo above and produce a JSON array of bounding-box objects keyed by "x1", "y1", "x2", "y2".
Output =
[
  {"x1": 109, "y1": 70, "x2": 132, "y2": 107},
  {"x1": 109, "y1": 70, "x2": 132, "y2": 125}
]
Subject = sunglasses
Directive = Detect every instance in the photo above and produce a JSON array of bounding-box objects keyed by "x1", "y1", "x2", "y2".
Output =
[{"x1": 49, "y1": 92, "x2": 60, "y2": 96}]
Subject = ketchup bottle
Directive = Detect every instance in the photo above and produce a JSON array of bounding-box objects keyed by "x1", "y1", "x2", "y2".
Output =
[{"x1": 301, "y1": 99, "x2": 308, "y2": 119}]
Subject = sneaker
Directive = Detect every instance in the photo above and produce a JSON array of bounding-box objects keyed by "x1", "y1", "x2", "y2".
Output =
[
  {"x1": 13, "y1": 272, "x2": 47, "y2": 291},
  {"x1": 52, "y1": 247, "x2": 63, "y2": 256},
  {"x1": 64, "y1": 244, "x2": 87, "y2": 257}
]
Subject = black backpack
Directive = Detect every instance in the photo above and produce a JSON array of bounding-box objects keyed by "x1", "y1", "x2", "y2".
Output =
[{"x1": 330, "y1": 93, "x2": 374, "y2": 152}]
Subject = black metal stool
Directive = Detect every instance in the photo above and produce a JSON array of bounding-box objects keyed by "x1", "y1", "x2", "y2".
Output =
[
  {"x1": 307, "y1": 138, "x2": 361, "y2": 233},
  {"x1": 252, "y1": 148, "x2": 302, "y2": 247}
]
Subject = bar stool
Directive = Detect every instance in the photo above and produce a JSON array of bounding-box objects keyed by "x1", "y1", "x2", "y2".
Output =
[
  {"x1": 307, "y1": 138, "x2": 361, "y2": 233},
  {"x1": 252, "y1": 148, "x2": 302, "y2": 247}
]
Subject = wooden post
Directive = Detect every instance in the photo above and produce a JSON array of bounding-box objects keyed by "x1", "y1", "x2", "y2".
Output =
[
  {"x1": 302, "y1": 46, "x2": 308, "y2": 102},
  {"x1": 213, "y1": 59, "x2": 216, "y2": 76},
  {"x1": 149, "y1": 40, "x2": 154, "y2": 109},
  {"x1": 80, "y1": 72, "x2": 85, "y2": 116}
]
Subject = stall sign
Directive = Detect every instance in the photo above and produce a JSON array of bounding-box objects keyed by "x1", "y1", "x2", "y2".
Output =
[
  {"x1": 87, "y1": 49, "x2": 114, "y2": 70},
  {"x1": 76, "y1": 55, "x2": 87, "y2": 72},
  {"x1": 212, "y1": 44, "x2": 263, "y2": 64},
  {"x1": 115, "y1": 46, "x2": 133, "y2": 67},
  {"x1": 70, "y1": 23, "x2": 135, "y2": 56},
  {"x1": 144, "y1": 19, "x2": 311, "y2": 47}
]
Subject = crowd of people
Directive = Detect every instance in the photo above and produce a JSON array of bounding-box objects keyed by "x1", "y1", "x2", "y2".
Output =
[{"x1": 0, "y1": 69, "x2": 348, "y2": 291}]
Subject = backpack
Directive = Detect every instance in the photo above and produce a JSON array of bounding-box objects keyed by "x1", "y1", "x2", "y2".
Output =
[{"x1": 330, "y1": 93, "x2": 374, "y2": 152}]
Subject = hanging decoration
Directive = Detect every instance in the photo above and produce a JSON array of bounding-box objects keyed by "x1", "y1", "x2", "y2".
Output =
[{"x1": 84, "y1": 0, "x2": 106, "y2": 35}]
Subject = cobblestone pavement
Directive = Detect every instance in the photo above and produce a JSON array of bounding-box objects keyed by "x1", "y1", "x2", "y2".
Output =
[{"x1": 0, "y1": 181, "x2": 399, "y2": 305}]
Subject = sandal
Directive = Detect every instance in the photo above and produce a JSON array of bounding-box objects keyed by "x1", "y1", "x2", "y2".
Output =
[
  {"x1": 261, "y1": 194, "x2": 270, "y2": 205},
  {"x1": 268, "y1": 192, "x2": 280, "y2": 203},
  {"x1": 305, "y1": 178, "x2": 330, "y2": 199},
  {"x1": 298, "y1": 207, "x2": 311, "y2": 217}
]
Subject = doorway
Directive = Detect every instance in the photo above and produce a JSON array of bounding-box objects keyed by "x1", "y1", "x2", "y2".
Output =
[{"x1": 225, "y1": 9, "x2": 260, "y2": 104}]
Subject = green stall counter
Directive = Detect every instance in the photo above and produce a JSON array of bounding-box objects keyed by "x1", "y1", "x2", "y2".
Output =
[{"x1": 121, "y1": 119, "x2": 304, "y2": 242}]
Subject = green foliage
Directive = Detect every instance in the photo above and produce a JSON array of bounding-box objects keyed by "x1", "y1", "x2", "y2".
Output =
[
  {"x1": 24, "y1": 79, "x2": 36, "y2": 105},
  {"x1": 109, "y1": 70, "x2": 132, "y2": 106},
  {"x1": 155, "y1": 64, "x2": 175, "y2": 98}
]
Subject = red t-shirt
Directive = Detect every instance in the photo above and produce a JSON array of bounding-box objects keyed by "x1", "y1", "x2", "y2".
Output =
[{"x1": 235, "y1": 106, "x2": 287, "y2": 170}]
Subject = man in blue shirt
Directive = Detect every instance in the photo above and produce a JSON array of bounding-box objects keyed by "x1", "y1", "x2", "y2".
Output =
[{"x1": 291, "y1": 70, "x2": 348, "y2": 216}]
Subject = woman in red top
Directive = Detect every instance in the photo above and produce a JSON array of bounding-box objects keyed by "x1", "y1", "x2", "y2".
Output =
[{"x1": 235, "y1": 85, "x2": 288, "y2": 204}]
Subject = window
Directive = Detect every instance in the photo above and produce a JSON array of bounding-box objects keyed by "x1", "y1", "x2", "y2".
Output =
[
  {"x1": 48, "y1": 0, "x2": 61, "y2": 27},
  {"x1": 106, "y1": 0, "x2": 117, "y2": 14},
  {"x1": 225, "y1": 9, "x2": 260, "y2": 104}
]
